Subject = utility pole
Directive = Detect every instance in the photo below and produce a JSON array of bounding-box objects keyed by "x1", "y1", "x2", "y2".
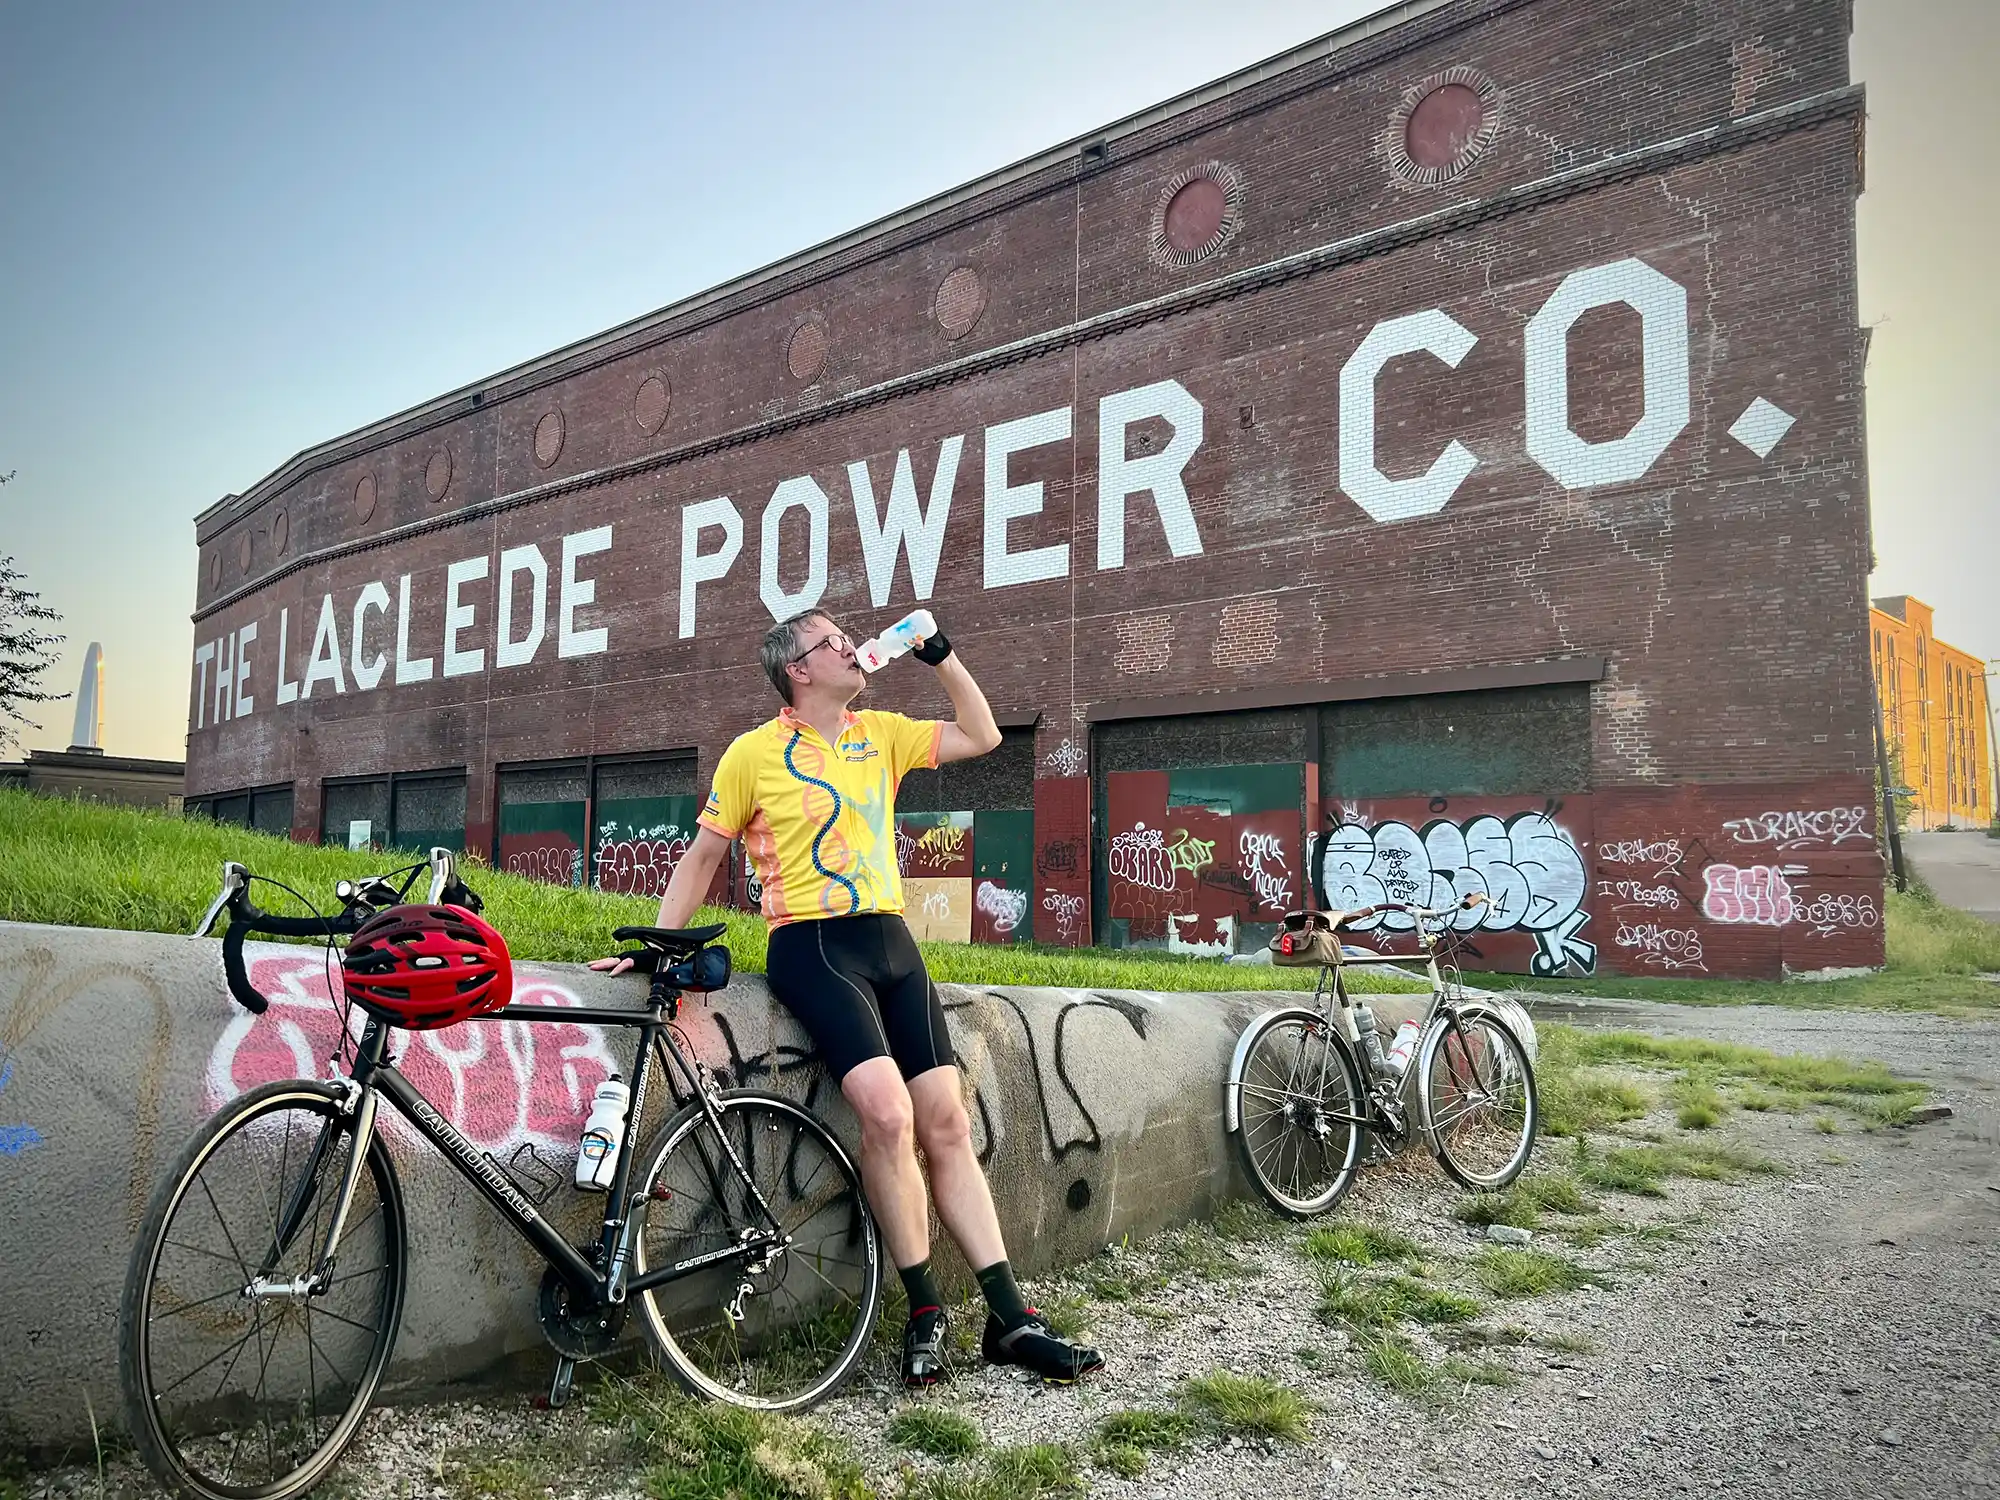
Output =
[{"x1": 1872, "y1": 669, "x2": 1908, "y2": 891}]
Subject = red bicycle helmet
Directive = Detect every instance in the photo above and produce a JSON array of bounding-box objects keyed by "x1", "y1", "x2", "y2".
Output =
[{"x1": 341, "y1": 904, "x2": 513, "y2": 1030}]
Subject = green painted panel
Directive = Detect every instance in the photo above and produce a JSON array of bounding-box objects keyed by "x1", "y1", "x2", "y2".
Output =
[
  {"x1": 389, "y1": 828, "x2": 463, "y2": 855},
  {"x1": 1165, "y1": 763, "x2": 1302, "y2": 815}
]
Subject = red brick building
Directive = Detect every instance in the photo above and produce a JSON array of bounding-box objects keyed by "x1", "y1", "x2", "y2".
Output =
[{"x1": 185, "y1": 0, "x2": 1884, "y2": 978}]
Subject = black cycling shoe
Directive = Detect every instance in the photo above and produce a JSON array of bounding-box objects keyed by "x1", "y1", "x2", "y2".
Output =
[
  {"x1": 903, "y1": 1306, "x2": 951, "y2": 1387},
  {"x1": 981, "y1": 1309, "x2": 1104, "y2": 1384}
]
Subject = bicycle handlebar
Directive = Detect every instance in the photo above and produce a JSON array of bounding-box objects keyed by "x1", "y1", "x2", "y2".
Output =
[
  {"x1": 198, "y1": 848, "x2": 476, "y2": 1016},
  {"x1": 1333, "y1": 890, "x2": 1487, "y2": 932}
]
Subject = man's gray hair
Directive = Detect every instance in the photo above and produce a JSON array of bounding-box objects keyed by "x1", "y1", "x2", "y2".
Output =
[{"x1": 760, "y1": 610, "x2": 828, "y2": 705}]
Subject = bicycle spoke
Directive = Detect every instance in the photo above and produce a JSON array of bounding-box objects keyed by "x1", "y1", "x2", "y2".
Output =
[{"x1": 198, "y1": 1173, "x2": 253, "y2": 1284}]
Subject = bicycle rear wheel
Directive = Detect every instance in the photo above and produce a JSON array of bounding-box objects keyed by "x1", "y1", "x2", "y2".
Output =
[
  {"x1": 631, "y1": 1091, "x2": 880, "y2": 1412},
  {"x1": 120, "y1": 1080, "x2": 406, "y2": 1500},
  {"x1": 1230, "y1": 1008, "x2": 1367, "y2": 1217},
  {"x1": 1417, "y1": 1005, "x2": 1538, "y2": 1191}
]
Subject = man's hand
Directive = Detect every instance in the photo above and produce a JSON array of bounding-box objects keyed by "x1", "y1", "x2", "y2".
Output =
[
  {"x1": 912, "y1": 629, "x2": 952, "y2": 665},
  {"x1": 587, "y1": 954, "x2": 637, "y2": 976}
]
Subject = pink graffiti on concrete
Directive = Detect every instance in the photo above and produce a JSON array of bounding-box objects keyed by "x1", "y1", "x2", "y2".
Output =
[
  {"x1": 207, "y1": 953, "x2": 622, "y2": 1152},
  {"x1": 1700, "y1": 863, "x2": 1795, "y2": 927}
]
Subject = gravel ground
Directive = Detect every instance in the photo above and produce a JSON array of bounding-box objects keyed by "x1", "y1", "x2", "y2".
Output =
[{"x1": 23, "y1": 1000, "x2": 1999, "y2": 1500}]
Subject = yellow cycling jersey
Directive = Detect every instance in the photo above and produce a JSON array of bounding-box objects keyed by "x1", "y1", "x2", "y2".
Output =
[{"x1": 698, "y1": 707, "x2": 944, "y2": 926}]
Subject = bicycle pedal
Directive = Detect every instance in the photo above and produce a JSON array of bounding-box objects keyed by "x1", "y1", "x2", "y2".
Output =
[{"x1": 547, "y1": 1356, "x2": 577, "y2": 1409}]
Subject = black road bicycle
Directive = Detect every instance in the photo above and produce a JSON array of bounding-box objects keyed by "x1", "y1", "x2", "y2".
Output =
[
  {"x1": 119, "y1": 850, "x2": 881, "y2": 1500},
  {"x1": 1225, "y1": 892, "x2": 1540, "y2": 1216}
]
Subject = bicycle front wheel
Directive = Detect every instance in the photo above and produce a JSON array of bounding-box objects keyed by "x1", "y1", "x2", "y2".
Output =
[
  {"x1": 1230, "y1": 1008, "x2": 1367, "y2": 1217},
  {"x1": 631, "y1": 1091, "x2": 880, "y2": 1412},
  {"x1": 119, "y1": 1080, "x2": 406, "y2": 1500},
  {"x1": 1417, "y1": 1005, "x2": 1539, "y2": 1191}
]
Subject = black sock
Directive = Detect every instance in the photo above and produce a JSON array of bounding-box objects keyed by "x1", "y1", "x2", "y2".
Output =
[
  {"x1": 898, "y1": 1258, "x2": 942, "y2": 1316},
  {"x1": 975, "y1": 1259, "x2": 1031, "y2": 1326}
]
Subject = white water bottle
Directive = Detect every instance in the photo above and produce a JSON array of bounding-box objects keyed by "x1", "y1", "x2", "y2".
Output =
[
  {"x1": 1386, "y1": 1020, "x2": 1422, "y2": 1076},
  {"x1": 854, "y1": 609, "x2": 938, "y2": 672},
  {"x1": 574, "y1": 1075, "x2": 630, "y2": 1192}
]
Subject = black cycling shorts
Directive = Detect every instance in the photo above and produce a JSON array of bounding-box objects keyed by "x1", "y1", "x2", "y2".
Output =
[{"x1": 764, "y1": 913, "x2": 956, "y2": 1085}]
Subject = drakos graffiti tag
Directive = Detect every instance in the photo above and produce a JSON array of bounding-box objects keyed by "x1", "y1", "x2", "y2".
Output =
[
  {"x1": 1041, "y1": 889, "x2": 1086, "y2": 941},
  {"x1": 1613, "y1": 921, "x2": 1707, "y2": 972},
  {"x1": 1315, "y1": 811, "x2": 1596, "y2": 975},
  {"x1": 1722, "y1": 806, "x2": 1870, "y2": 850},
  {"x1": 974, "y1": 881, "x2": 1029, "y2": 935},
  {"x1": 1597, "y1": 837, "x2": 1684, "y2": 871},
  {"x1": 1042, "y1": 740, "x2": 1087, "y2": 778},
  {"x1": 1700, "y1": 864, "x2": 1796, "y2": 927}
]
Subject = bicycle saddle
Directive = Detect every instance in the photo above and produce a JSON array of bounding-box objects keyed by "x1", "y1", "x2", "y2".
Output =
[{"x1": 612, "y1": 923, "x2": 727, "y2": 953}]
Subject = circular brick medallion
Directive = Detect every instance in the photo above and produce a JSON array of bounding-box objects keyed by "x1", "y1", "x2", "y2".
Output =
[
  {"x1": 933, "y1": 267, "x2": 986, "y2": 340},
  {"x1": 425, "y1": 448, "x2": 453, "y2": 501},
  {"x1": 272, "y1": 508, "x2": 289, "y2": 554},
  {"x1": 786, "y1": 318, "x2": 829, "y2": 384},
  {"x1": 237, "y1": 532, "x2": 253, "y2": 575},
  {"x1": 1149, "y1": 161, "x2": 1245, "y2": 270},
  {"x1": 354, "y1": 474, "x2": 377, "y2": 522},
  {"x1": 634, "y1": 374, "x2": 671, "y2": 434},
  {"x1": 208, "y1": 552, "x2": 222, "y2": 590},
  {"x1": 534, "y1": 408, "x2": 565, "y2": 468},
  {"x1": 1388, "y1": 67, "x2": 1501, "y2": 185}
]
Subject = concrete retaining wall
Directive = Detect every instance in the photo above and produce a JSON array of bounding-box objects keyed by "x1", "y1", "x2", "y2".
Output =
[{"x1": 0, "y1": 920, "x2": 1531, "y2": 1445}]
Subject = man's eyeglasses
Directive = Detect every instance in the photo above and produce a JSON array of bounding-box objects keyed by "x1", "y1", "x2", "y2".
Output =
[{"x1": 790, "y1": 632, "x2": 853, "y2": 665}]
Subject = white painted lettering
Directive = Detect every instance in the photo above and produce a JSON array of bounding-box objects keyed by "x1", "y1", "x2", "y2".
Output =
[
  {"x1": 679, "y1": 498, "x2": 742, "y2": 639},
  {"x1": 192, "y1": 640, "x2": 216, "y2": 729},
  {"x1": 1096, "y1": 380, "x2": 1204, "y2": 569},
  {"x1": 1338, "y1": 308, "x2": 1479, "y2": 523},
  {"x1": 301, "y1": 594, "x2": 347, "y2": 698},
  {"x1": 212, "y1": 632, "x2": 235, "y2": 724},
  {"x1": 557, "y1": 526, "x2": 611, "y2": 659},
  {"x1": 759, "y1": 476, "x2": 830, "y2": 621},
  {"x1": 496, "y1": 545, "x2": 547, "y2": 669},
  {"x1": 350, "y1": 582, "x2": 390, "y2": 691},
  {"x1": 234, "y1": 622, "x2": 257, "y2": 718},
  {"x1": 1525, "y1": 257, "x2": 1690, "y2": 490},
  {"x1": 983, "y1": 406, "x2": 1072, "y2": 589},
  {"x1": 847, "y1": 437, "x2": 963, "y2": 607},
  {"x1": 443, "y1": 557, "x2": 488, "y2": 678},
  {"x1": 395, "y1": 574, "x2": 434, "y2": 684},
  {"x1": 275, "y1": 608, "x2": 298, "y2": 705}
]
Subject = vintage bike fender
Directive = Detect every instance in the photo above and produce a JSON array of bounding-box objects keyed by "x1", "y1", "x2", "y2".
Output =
[{"x1": 1223, "y1": 1006, "x2": 1332, "y2": 1135}]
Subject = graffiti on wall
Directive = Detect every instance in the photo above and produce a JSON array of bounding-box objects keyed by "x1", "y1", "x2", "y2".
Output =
[
  {"x1": 1721, "y1": 805, "x2": 1871, "y2": 851},
  {"x1": 593, "y1": 823, "x2": 693, "y2": 899},
  {"x1": 1041, "y1": 889, "x2": 1086, "y2": 941},
  {"x1": 210, "y1": 954, "x2": 623, "y2": 1154},
  {"x1": 0, "y1": 1047, "x2": 42, "y2": 1157},
  {"x1": 976, "y1": 881, "x2": 1030, "y2": 936},
  {"x1": 1312, "y1": 807, "x2": 1596, "y2": 976}
]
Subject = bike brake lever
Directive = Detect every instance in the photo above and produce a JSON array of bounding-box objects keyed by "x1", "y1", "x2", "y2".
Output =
[{"x1": 195, "y1": 862, "x2": 248, "y2": 937}]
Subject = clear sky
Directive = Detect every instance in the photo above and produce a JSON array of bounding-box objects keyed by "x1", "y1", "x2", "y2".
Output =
[{"x1": 1, "y1": 0, "x2": 1990, "y2": 761}]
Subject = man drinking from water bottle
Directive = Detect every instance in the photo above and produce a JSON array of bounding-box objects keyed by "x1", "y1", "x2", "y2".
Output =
[{"x1": 592, "y1": 610, "x2": 1104, "y2": 1388}]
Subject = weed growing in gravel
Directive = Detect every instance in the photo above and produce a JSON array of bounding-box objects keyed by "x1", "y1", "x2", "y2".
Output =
[
  {"x1": 1533, "y1": 1028, "x2": 1655, "y2": 1136},
  {"x1": 1437, "y1": 1355, "x2": 1519, "y2": 1389},
  {"x1": 1567, "y1": 1030, "x2": 1926, "y2": 1117},
  {"x1": 1359, "y1": 1331, "x2": 1432, "y2": 1396},
  {"x1": 1571, "y1": 1136, "x2": 1780, "y2": 1197},
  {"x1": 1180, "y1": 1372, "x2": 1312, "y2": 1441},
  {"x1": 1212, "y1": 1199, "x2": 1286, "y2": 1242},
  {"x1": 1454, "y1": 1173, "x2": 1597, "y2": 1230},
  {"x1": 986, "y1": 1444, "x2": 1082, "y2": 1496},
  {"x1": 1156, "y1": 1225, "x2": 1248, "y2": 1284},
  {"x1": 442, "y1": 1453, "x2": 550, "y2": 1500},
  {"x1": 888, "y1": 1408, "x2": 982, "y2": 1459},
  {"x1": 1318, "y1": 1271, "x2": 1481, "y2": 1328},
  {"x1": 1301, "y1": 1220, "x2": 1421, "y2": 1266},
  {"x1": 1815, "y1": 1115, "x2": 1841, "y2": 1134},
  {"x1": 1092, "y1": 1407, "x2": 1196, "y2": 1475},
  {"x1": 1471, "y1": 1247, "x2": 1604, "y2": 1299},
  {"x1": 1672, "y1": 1073, "x2": 1730, "y2": 1130},
  {"x1": 1038, "y1": 1293, "x2": 1091, "y2": 1340},
  {"x1": 591, "y1": 1373, "x2": 869, "y2": 1500}
]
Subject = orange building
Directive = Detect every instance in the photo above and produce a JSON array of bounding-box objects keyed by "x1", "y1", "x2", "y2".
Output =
[{"x1": 1870, "y1": 596, "x2": 1993, "y2": 830}]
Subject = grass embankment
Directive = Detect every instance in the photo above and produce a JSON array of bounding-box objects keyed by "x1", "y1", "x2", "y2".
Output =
[
  {"x1": 1475, "y1": 881, "x2": 2000, "y2": 1015},
  {"x1": 0, "y1": 790, "x2": 1423, "y2": 994}
]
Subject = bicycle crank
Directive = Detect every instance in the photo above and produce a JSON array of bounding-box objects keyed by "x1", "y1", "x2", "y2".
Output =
[{"x1": 537, "y1": 1255, "x2": 627, "y2": 1360}]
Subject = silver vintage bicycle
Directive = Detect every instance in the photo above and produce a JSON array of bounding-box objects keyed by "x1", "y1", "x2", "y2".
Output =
[{"x1": 1224, "y1": 892, "x2": 1539, "y2": 1216}]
